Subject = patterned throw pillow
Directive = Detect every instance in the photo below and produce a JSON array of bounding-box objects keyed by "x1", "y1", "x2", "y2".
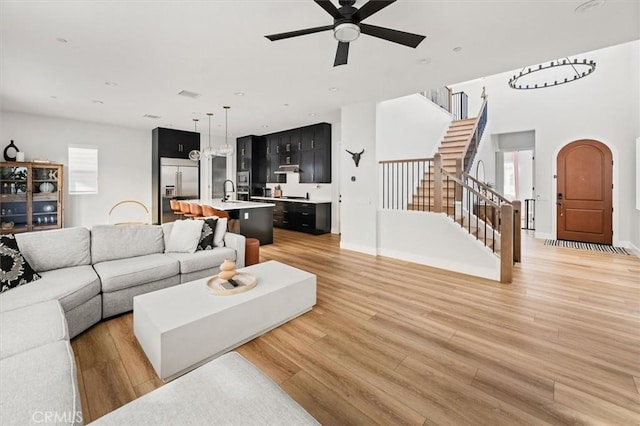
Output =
[
  {"x1": 197, "y1": 218, "x2": 218, "y2": 251},
  {"x1": 0, "y1": 234, "x2": 41, "y2": 293}
]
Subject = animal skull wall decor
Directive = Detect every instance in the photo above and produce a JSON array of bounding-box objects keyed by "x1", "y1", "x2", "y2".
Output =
[{"x1": 346, "y1": 149, "x2": 364, "y2": 167}]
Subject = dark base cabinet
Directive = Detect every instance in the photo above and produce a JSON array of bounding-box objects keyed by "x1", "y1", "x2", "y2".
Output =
[{"x1": 267, "y1": 201, "x2": 330, "y2": 235}]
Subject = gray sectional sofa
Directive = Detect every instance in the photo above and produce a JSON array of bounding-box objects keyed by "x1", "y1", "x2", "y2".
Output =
[{"x1": 0, "y1": 224, "x2": 245, "y2": 338}]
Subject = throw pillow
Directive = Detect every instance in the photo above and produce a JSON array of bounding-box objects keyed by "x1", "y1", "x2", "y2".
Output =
[
  {"x1": 213, "y1": 217, "x2": 227, "y2": 247},
  {"x1": 0, "y1": 234, "x2": 41, "y2": 293},
  {"x1": 197, "y1": 218, "x2": 218, "y2": 251},
  {"x1": 165, "y1": 220, "x2": 204, "y2": 253}
]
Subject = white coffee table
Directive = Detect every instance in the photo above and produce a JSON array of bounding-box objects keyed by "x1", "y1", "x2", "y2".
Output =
[{"x1": 133, "y1": 260, "x2": 316, "y2": 381}]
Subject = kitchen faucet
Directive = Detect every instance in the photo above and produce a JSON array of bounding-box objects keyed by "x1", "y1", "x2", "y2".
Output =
[{"x1": 222, "y1": 180, "x2": 235, "y2": 202}]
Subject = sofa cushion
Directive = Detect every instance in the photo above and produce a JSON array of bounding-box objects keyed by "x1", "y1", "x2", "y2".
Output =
[
  {"x1": 0, "y1": 340, "x2": 83, "y2": 426},
  {"x1": 15, "y1": 227, "x2": 91, "y2": 272},
  {"x1": 197, "y1": 218, "x2": 218, "y2": 251},
  {"x1": 0, "y1": 265, "x2": 100, "y2": 313},
  {"x1": 165, "y1": 247, "x2": 237, "y2": 274},
  {"x1": 0, "y1": 300, "x2": 68, "y2": 360},
  {"x1": 91, "y1": 224, "x2": 164, "y2": 264},
  {"x1": 90, "y1": 352, "x2": 318, "y2": 426},
  {"x1": 165, "y1": 220, "x2": 204, "y2": 253},
  {"x1": 95, "y1": 254, "x2": 179, "y2": 293},
  {"x1": 0, "y1": 234, "x2": 40, "y2": 293}
]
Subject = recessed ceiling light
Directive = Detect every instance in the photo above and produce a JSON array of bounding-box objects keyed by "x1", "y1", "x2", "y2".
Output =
[
  {"x1": 328, "y1": 87, "x2": 339, "y2": 92},
  {"x1": 55, "y1": 37, "x2": 68, "y2": 44},
  {"x1": 164, "y1": 124, "x2": 174, "y2": 128},
  {"x1": 262, "y1": 125, "x2": 269, "y2": 128},
  {"x1": 143, "y1": 114, "x2": 161, "y2": 119},
  {"x1": 575, "y1": 0, "x2": 606, "y2": 13},
  {"x1": 234, "y1": 92, "x2": 245, "y2": 97},
  {"x1": 105, "y1": 81, "x2": 118, "y2": 87},
  {"x1": 92, "y1": 100, "x2": 104, "y2": 104},
  {"x1": 192, "y1": 112, "x2": 201, "y2": 116},
  {"x1": 453, "y1": 46, "x2": 463, "y2": 52},
  {"x1": 418, "y1": 58, "x2": 432, "y2": 65},
  {"x1": 308, "y1": 113, "x2": 317, "y2": 117},
  {"x1": 283, "y1": 103, "x2": 289, "y2": 107},
  {"x1": 50, "y1": 96, "x2": 57, "y2": 99}
]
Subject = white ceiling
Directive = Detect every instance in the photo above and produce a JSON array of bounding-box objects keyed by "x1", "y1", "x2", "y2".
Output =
[{"x1": 1, "y1": 0, "x2": 638, "y2": 138}]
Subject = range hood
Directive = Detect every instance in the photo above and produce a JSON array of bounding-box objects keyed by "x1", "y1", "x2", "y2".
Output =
[{"x1": 274, "y1": 164, "x2": 300, "y2": 174}]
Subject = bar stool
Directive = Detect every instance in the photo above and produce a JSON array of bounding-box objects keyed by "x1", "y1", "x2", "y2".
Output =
[
  {"x1": 179, "y1": 201, "x2": 194, "y2": 219},
  {"x1": 169, "y1": 199, "x2": 183, "y2": 219},
  {"x1": 245, "y1": 238, "x2": 260, "y2": 266},
  {"x1": 202, "y1": 205, "x2": 217, "y2": 218},
  {"x1": 189, "y1": 203, "x2": 205, "y2": 219}
]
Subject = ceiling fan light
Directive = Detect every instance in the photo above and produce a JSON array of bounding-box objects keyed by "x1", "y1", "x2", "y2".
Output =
[{"x1": 334, "y1": 23, "x2": 360, "y2": 42}]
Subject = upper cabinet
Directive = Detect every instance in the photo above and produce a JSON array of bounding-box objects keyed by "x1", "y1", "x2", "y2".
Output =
[
  {"x1": 153, "y1": 128, "x2": 200, "y2": 159},
  {"x1": 236, "y1": 135, "x2": 269, "y2": 193},
  {"x1": 298, "y1": 123, "x2": 331, "y2": 183},
  {"x1": 1, "y1": 162, "x2": 64, "y2": 234}
]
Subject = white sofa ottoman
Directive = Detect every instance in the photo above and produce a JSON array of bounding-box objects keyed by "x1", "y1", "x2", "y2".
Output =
[{"x1": 91, "y1": 352, "x2": 318, "y2": 425}]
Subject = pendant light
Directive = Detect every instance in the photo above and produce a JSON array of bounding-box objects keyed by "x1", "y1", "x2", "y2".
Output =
[
  {"x1": 217, "y1": 106, "x2": 235, "y2": 157},
  {"x1": 188, "y1": 118, "x2": 201, "y2": 161},
  {"x1": 201, "y1": 112, "x2": 217, "y2": 159}
]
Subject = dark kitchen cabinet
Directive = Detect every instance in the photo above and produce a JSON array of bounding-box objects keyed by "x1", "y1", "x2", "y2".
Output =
[
  {"x1": 236, "y1": 136, "x2": 252, "y2": 172},
  {"x1": 154, "y1": 128, "x2": 200, "y2": 159},
  {"x1": 235, "y1": 135, "x2": 266, "y2": 195},
  {"x1": 274, "y1": 201, "x2": 331, "y2": 234},
  {"x1": 299, "y1": 123, "x2": 331, "y2": 183},
  {"x1": 253, "y1": 123, "x2": 331, "y2": 184}
]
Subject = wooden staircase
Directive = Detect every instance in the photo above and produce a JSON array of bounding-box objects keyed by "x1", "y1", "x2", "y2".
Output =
[{"x1": 408, "y1": 117, "x2": 477, "y2": 213}]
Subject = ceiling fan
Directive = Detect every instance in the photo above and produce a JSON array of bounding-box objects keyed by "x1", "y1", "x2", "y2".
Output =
[{"x1": 265, "y1": 0, "x2": 426, "y2": 67}]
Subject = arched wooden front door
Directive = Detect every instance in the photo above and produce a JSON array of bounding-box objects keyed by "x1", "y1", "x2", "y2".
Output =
[{"x1": 557, "y1": 139, "x2": 612, "y2": 244}]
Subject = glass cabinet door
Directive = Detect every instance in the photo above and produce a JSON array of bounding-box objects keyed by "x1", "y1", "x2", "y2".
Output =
[
  {"x1": 0, "y1": 164, "x2": 29, "y2": 233},
  {"x1": 32, "y1": 165, "x2": 61, "y2": 230}
]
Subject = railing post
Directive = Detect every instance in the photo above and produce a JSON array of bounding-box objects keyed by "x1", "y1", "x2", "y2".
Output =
[
  {"x1": 434, "y1": 153, "x2": 443, "y2": 213},
  {"x1": 455, "y1": 159, "x2": 463, "y2": 203},
  {"x1": 500, "y1": 203, "x2": 513, "y2": 284},
  {"x1": 512, "y1": 200, "x2": 521, "y2": 263}
]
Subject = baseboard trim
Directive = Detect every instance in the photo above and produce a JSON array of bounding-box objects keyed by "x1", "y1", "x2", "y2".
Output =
[
  {"x1": 339, "y1": 242, "x2": 377, "y2": 256},
  {"x1": 378, "y1": 248, "x2": 500, "y2": 281}
]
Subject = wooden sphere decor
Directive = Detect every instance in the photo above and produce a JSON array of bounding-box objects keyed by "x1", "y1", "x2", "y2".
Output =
[{"x1": 218, "y1": 258, "x2": 237, "y2": 281}]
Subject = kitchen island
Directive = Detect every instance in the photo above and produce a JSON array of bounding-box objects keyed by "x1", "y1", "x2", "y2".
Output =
[{"x1": 195, "y1": 199, "x2": 275, "y2": 245}]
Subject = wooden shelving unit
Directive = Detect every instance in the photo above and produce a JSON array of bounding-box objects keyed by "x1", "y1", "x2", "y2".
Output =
[{"x1": 0, "y1": 161, "x2": 64, "y2": 234}]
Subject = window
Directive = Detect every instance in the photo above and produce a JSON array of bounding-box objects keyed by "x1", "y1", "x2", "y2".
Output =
[{"x1": 68, "y1": 145, "x2": 98, "y2": 194}]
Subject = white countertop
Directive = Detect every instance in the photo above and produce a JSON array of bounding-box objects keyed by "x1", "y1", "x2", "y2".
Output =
[
  {"x1": 251, "y1": 196, "x2": 331, "y2": 204},
  {"x1": 189, "y1": 199, "x2": 275, "y2": 211}
]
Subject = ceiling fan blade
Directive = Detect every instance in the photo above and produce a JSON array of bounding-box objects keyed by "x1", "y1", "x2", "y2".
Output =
[
  {"x1": 360, "y1": 23, "x2": 425, "y2": 48},
  {"x1": 314, "y1": 0, "x2": 343, "y2": 20},
  {"x1": 265, "y1": 25, "x2": 334, "y2": 41},
  {"x1": 334, "y1": 42, "x2": 350, "y2": 67},
  {"x1": 353, "y1": 0, "x2": 396, "y2": 22}
]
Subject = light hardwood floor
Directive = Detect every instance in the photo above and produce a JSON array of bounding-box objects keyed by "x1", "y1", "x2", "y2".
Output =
[{"x1": 72, "y1": 229, "x2": 640, "y2": 425}]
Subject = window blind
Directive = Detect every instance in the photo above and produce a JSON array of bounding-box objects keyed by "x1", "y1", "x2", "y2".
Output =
[{"x1": 68, "y1": 145, "x2": 98, "y2": 194}]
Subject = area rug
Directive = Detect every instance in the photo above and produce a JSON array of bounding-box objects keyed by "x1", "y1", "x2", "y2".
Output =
[{"x1": 544, "y1": 239, "x2": 632, "y2": 255}]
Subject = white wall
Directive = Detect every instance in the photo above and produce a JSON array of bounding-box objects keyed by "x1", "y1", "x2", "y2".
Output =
[
  {"x1": 0, "y1": 111, "x2": 150, "y2": 228},
  {"x1": 378, "y1": 211, "x2": 500, "y2": 281},
  {"x1": 451, "y1": 40, "x2": 640, "y2": 249},
  {"x1": 340, "y1": 103, "x2": 378, "y2": 254},
  {"x1": 377, "y1": 94, "x2": 452, "y2": 160}
]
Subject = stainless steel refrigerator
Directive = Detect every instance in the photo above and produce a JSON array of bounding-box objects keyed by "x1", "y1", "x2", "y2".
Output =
[{"x1": 160, "y1": 158, "x2": 199, "y2": 223}]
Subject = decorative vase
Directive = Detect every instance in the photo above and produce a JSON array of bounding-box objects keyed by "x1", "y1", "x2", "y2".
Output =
[
  {"x1": 39, "y1": 182, "x2": 54, "y2": 193},
  {"x1": 218, "y1": 258, "x2": 237, "y2": 281}
]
